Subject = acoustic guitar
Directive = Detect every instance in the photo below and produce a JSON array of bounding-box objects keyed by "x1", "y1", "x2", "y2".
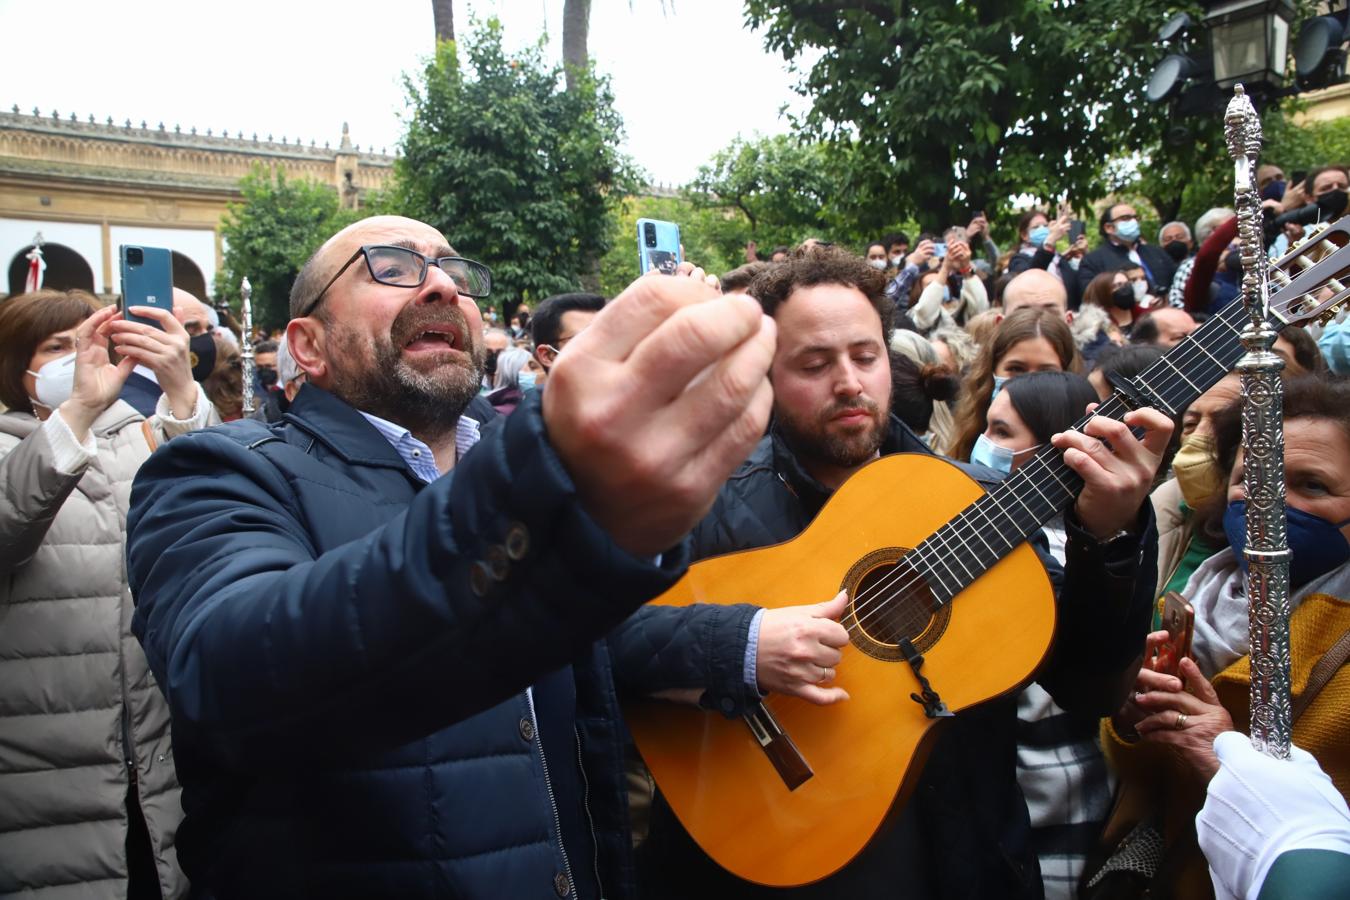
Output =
[{"x1": 624, "y1": 220, "x2": 1350, "y2": 887}]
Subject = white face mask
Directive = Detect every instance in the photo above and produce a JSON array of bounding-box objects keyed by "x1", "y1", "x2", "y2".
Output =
[
  {"x1": 868, "y1": 258, "x2": 888, "y2": 270},
  {"x1": 26, "y1": 352, "x2": 77, "y2": 410},
  {"x1": 1131, "y1": 280, "x2": 1148, "y2": 301},
  {"x1": 890, "y1": 254, "x2": 904, "y2": 266}
]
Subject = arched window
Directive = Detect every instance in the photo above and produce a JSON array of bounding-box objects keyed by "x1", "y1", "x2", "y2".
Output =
[{"x1": 7, "y1": 243, "x2": 96, "y2": 295}]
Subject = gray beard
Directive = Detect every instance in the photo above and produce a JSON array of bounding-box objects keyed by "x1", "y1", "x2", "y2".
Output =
[{"x1": 326, "y1": 323, "x2": 484, "y2": 445}]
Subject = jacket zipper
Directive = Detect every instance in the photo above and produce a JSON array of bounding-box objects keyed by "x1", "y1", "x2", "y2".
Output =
[
  {"x1": 574, "y1": 725, "x2": 605, "y2": 899},
  {"x1": 525, "y1": 688, "x2": 576, "y2": 896}
]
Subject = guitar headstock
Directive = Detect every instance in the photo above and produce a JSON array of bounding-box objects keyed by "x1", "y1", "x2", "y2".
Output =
[{"x1": 1270, "y1": 217, "x2": 1350, "y2": 327}]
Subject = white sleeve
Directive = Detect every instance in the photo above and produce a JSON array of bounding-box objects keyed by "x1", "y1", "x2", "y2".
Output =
[{"x1": 46, "y1": 409, "x2": 98, "y2": 475}]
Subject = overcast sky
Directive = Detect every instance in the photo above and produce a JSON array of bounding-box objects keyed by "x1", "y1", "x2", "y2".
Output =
[{"x1": 0, "y1": 0, "x2": 810, "y2": 185}]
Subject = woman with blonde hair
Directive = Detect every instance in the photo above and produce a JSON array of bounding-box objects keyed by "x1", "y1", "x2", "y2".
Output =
[{"x1": 947, "y1": 307, "x2": 1082, "y2": 461}]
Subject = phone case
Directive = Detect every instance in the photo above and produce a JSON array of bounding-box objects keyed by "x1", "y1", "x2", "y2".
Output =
[
  {"x1": 1155, "y1": 591, "x2": 1195, "y2": 675},
  {"x1": 637, "y1": 219, "x2": 682, "y2": 275},
  {"x1": 119, "y1": 245, "x2": 175, "y2": 329}
]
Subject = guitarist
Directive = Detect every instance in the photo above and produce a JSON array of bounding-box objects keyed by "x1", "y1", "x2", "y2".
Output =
[{"x1": 633, "y1": 246, "x2": 1172, "y2": 899}]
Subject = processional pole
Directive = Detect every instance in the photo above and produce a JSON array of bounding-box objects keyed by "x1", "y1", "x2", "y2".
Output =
[
  {"x1": 240, "y1": 277, "x2": 256, "y2": 417},
  {"x1": 1225, "y1": 85, "x2": 1292, "y2": 759}
]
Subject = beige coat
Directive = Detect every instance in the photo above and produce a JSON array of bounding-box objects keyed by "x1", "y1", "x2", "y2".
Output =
[
  {"x1": 0, "y1": 396, "x2": 211, "y2": 899},
  {"x1": 1150, "y1": 476, "x2": 1194, "y2": 599}
]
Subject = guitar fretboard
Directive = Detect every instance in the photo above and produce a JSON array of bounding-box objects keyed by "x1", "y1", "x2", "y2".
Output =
[{"x1": 910, "y1": 297, "x2": 1256, "y2": 605}]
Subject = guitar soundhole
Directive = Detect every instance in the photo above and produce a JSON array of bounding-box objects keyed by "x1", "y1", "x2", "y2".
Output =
[{"x1": 841, "y1": 547, "x2": 950, "y2": 663}]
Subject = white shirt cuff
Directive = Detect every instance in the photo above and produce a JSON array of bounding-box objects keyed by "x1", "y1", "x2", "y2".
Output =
[
  {"x1": 154, "y1": 382, "x2": 213, "y2": 429},
  {"x1": 46, "y1": 409, "x2": 98, "y2": 474}
]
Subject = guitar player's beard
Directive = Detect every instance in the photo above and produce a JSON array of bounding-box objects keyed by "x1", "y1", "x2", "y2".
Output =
[{"x1": 776, "y1": 395, "x2": 887, "y2": 473}]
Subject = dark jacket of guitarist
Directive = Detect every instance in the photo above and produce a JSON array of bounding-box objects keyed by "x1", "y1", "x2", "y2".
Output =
[{"x1": 635, "y1": 415, "x2": 1158, "y2": 900}]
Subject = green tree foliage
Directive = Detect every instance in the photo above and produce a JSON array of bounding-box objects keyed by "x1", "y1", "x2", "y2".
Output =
[
  {"x1": 742, "y1": 0, "x2": 1178, "y2": 231},
  {"x1": 687, "y1": 135, "x2": 835, "y2": 250},
  {"x1": 216, "y1": 166, "x2": 359, "y2": 330},
  {"x1": 393, "y1": 21, "x2": 638, "y2": 319},
  {"x1": 684, "y1": 133, "x2": 914, "y2": 260}
]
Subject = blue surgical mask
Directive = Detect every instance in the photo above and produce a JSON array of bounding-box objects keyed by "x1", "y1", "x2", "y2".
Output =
[
  {"x1": 1223, "y1": 500, "x2": 1350, "y2": 589},
  {"x1": 1115, "y1": 219, "x2": 1141, "y2": 243},
  {"x1": 990, "y1": 374, "x2": 1009, "y2": 402},
  {"x1": 969, "y1": 433, "x2": 1041, "y2": 476},
  {"x1": 1028, "y1": 225, "x2": 1051, "y2": 247},
  {"x1": 517, "y1": 371, "x2": 537, "y2": 392}
]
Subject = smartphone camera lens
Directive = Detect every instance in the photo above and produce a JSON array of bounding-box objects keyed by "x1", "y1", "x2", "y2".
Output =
[
  {"x1": 127, "y1": 248, "x2": 144, "y2": 266},
  {"x1": 644, "y1": 224, "x2": 657, "y2": 248}
]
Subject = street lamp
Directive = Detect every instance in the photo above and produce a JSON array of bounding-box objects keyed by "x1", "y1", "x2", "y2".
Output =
[
  {"x1": 1146, "y1": 1, "x2": 1350, "y2": 108},
  {"x1": 1204, "y1": 0, "x2": 1296, "y2": 92}
]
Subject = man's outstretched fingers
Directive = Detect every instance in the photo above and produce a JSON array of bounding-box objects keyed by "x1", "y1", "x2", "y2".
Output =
[
  {"x1": 570, "y1": 273, "x2": 718, "y2": 363},
  {"x1": 626, "y1": 294, "x2": 767, "y2": 402}
]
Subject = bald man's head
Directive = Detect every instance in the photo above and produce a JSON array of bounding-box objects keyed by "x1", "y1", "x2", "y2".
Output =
[
  {"x1": 172, "y1": 288, "x2": 214, "y2": 335},
  {"x1": 1002, "y1": 269, "x2": 1069, "y2": 319}
]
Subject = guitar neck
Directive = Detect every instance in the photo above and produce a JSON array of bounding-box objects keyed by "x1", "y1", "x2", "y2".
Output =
[{"x1": 912, "y1": 298, "x2": 1261, "y2": 605}]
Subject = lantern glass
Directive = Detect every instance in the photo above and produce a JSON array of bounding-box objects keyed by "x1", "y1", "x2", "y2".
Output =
[{"x1": 1208, "y1": 1, "x2": 1293, "y2": 89}]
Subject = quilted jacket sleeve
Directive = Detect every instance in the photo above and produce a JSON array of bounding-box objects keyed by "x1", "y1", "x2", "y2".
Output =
[
  {"x1": 0, "y1": 420, "x2": 87, "y2": 578},
  {"x1": 608, "y1": 602, "x2": 761, "y2": 717},
  {"x1": 126, "y1": 400, "x2": 689, "y2": 768},
  {"x1": 1037, "y1": 505, "x2": 1159, "y2": 717}
]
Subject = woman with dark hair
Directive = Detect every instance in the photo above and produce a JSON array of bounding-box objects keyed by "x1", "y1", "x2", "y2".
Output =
[
  {"x1": 947, "y1": 307, "x2": 1081, "y2": 460},
  {"x1": 0, "y1": 289, "x2": 215, "y2": 898},
  {"x1": 1075, "y1": 270, "x2": 1132, "y2": 365},
  {"x1": 1101, "y1": 375, "x2": 1350, "y2": 898},
  {"x1": 975, "y1": 370, "x2": 1110, "y2": 900},
  {"x1": 1087, "y1": 343, "x2": 1164, "y2": 401}
]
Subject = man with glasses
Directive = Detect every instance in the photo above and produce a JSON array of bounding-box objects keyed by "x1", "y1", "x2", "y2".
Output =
[
  {"x1": 124, "y1": 214, "x2": 775, "y2": 899},
  {"x1": 530, "y1": 291, "x2": 606, "y2": 391},
  {"x1": 1077, "y1": 202, "x2": 1178, "y2": 299}
]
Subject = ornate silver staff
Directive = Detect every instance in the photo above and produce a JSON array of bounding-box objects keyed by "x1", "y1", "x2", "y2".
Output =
[
  {"x1": 240, "y1": 276, "x2": 256, "y2": 417},
  {"x1": 1224, "y1": 85, "x2": 1292, "y2": 759}
]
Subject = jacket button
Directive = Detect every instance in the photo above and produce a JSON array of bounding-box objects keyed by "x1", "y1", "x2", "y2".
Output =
[
  {"x1": 470, "y1": 561, "x2": 492, "y2": 597},
  {"x1": 553, "y1": 872, "x2": 571, "y2": 896},
  {"x1": 487, "y1": 545, "x2": 510, "y2": 581},
  {"x1": 519, "y1": 717, "x2": 535, "y2": 742},
  {"x1": 505, "y1": 522, "x2": 530, "y2": 560}
]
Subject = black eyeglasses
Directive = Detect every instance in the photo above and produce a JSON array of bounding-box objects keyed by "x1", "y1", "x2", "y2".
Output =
[
  {"x1": 299, "y1": 244, "x2": 492, "y2": 317},
  {"x1": 1110, "y1": 213, "x2": 1139, "y2": 223}
]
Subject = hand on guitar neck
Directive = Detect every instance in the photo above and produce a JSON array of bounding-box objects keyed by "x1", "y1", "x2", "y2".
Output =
[
  {"x1": 1051, "y1": 405, "x2": 1174, "y2": 540},
  {"x1": 754, "y1": 590, "x2": 852, "y2": 705}
]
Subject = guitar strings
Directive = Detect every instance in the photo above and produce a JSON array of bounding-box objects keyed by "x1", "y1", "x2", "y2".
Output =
[
  {"x1": 844, "y1": 300, "x2": 1250, "y2": 638},
  {"x1": 840, "y1": 298, "x2": 1257, "y2": 643},
  {"x1": 846, "y1": 238, "x2": 1344, "y2": 642}
]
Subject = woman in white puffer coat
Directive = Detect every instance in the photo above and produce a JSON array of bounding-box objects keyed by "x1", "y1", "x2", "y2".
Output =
[{"x1": 0, "y1": 289, "x2": 217, "y2": 899}]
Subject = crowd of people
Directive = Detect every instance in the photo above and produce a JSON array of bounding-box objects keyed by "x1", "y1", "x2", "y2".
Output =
[{"x1": 0, "y1": 166, "x2": 1349, "y2": 900}]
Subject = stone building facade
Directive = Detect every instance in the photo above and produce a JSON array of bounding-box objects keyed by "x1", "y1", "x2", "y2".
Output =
[{"x1": 0, "y1": 107, "x2": 394, "y2": 302}]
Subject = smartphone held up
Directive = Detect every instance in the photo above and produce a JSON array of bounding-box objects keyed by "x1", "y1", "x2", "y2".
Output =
[
  {"x1": 637, "y1": 218, "x2": 682, "y2": 276},
  {"x1": 119, "y1": 245, "x2": 174, "y2": 329}
]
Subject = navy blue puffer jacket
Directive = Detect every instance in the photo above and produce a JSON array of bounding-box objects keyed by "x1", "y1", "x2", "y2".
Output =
[{"x1": 126, "y1": 385, "x2": 688, "y2": 899}]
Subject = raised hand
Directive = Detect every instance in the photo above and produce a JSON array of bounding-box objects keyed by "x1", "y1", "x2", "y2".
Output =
[
  {"x1": 543, "y1": 274, "x2": 775, "y2": 557},
  {"x1": 1052, "y1": 406, "x2": 1173, "y2": 540},
  {"x1": 57, "y1": 305, "x2": 137, "y2": 441},
  {"x1": 102, "y1": 306, "x2": 197, "y2": 419}
]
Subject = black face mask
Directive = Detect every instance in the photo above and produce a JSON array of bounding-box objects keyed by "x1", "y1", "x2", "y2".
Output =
[
  {"x1": 257, "y1": 367, "x2": 278, "y2": 389},
  {"x1": 189, "y1": 333, "x2": 217, "y2": 382},
  {"x1": 484, "y1": 348, "x2": 500, "y2": 378},
  {"x1": 1163, "y1": 240, "x2": 1190, "y2": 262},
  {"x1": 1316, "y1": 188, "x2": 1349, "y2": 219},
  {"x1": 1111, "y1": 284, "x2": 1136, "y2": 310}
]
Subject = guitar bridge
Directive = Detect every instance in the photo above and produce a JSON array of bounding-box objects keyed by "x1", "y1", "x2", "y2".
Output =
[
  {"x1": 743, "y1": 701, "x2": 813, "y2": 791},
  {"x1": 899, "y1": 638, "x2": 954, "y2": 719}
]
